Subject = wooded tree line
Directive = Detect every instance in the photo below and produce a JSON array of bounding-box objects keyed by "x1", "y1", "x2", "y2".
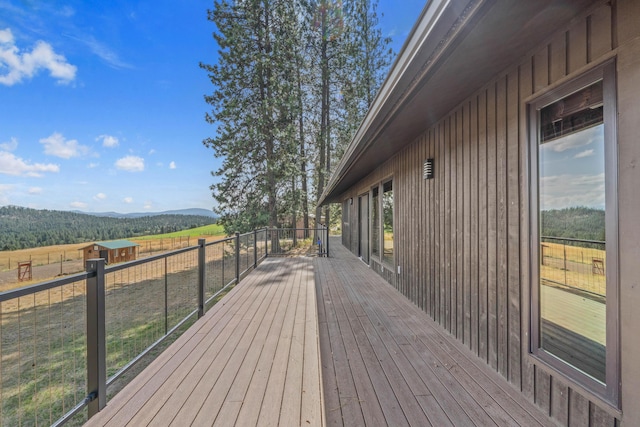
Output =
[
  {"x1": 0, "y1": 206, "x2": 216, "y2": 251},
  {"x1": 201, "y1": 0, "x2": 392, "y2": 233},
  {"x1": 541, "y1": 207, "x2": 606, "y2": 242}
]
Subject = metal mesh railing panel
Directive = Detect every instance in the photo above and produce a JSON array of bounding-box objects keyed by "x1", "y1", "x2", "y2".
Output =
[{"x1": 0, "y1": 279, "x2": 87, "y2": 426}]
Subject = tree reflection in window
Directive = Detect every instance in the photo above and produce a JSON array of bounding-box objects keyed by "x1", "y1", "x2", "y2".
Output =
[
  {"x1": 372, "y1": 186, "x2": 380, "y2": 257},
  {"x1": 383, "y1": 180, "x2": 393, "y2": 264}
]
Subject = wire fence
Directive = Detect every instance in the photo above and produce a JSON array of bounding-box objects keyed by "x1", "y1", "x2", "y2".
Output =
[
  {"x1": 0, "y1": 226, "x2": 326, "y2": 426},
  {"x1": 0, "y1": 274, "x2": 90, "y2": 427},
  {"x1": 540, "y1": 236, "x2": 606, "y2": 297},
  {"x1": 0, "y1": 236, "x2": 222, "y2": 281}
]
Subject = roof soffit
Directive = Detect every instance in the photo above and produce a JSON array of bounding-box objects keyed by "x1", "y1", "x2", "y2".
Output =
[{"x1": 321, "y1": 0, "x2": 598, "y2": 204}]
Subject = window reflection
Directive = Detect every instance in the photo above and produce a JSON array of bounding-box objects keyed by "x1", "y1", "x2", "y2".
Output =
[
  {"x1": 538, "y1": 81, "x2": 606, "y2": 383},
  {"x1": 372, "y1": 187, "x2": 379, "y2": 257},
  {"x1": 383, "y1": 181, "x2": 393, "y2": 264}
]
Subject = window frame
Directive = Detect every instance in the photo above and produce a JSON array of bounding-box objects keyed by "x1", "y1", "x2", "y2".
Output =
[
  {"x1": 528, "y1": 60, "x2": 619, "y2": 405},
  {"x1": 357, "y1": 191, "x2": 370, "y2": 264},
  {"x1": 381, "y1": 179, "x2": 394, "y2": 267}
]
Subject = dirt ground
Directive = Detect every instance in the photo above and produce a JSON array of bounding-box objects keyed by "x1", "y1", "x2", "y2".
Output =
[{"x1": 0, "y1": 258, "x2": 85, "y2": 292}]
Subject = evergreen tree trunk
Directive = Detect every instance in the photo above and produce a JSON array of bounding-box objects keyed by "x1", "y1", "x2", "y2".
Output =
[
  {"x1": 315, "y1": 21, "x2": 328, "y2": 228},
  {"x1": 295, "y1": 57, "x2": 309, "y2": 231},
  {"x1": 324, "y1": 61, "x2": 331, "y2": 228}
]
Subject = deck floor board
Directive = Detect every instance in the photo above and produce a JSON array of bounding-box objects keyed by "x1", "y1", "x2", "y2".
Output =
[
  {"x1": 315, "y1": 240, "x2": 556, "y2": 427},
  {"x1": 86, "y1": 238, "x2": 555, "y2": 427}
]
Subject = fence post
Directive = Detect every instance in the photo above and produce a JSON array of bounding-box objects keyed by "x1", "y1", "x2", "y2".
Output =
[
  {"x1": 235, "y1": 232, "x2": 241, "y2": 284},
  {"x1": 198, "y1": 238, "x2": 206, "y2": 318},
  {"x1": 293, "y1": 226, "x2": 298, "y2": 248},
  {"x1": 253, "y1": 229, "x2": 258, "y2": 268},
  {"x1": 86, "y1": 258, "x2": 106, "y2": 418},
  {"x1": 265, "y1": 228, "x2": 269, "y2": 257}
]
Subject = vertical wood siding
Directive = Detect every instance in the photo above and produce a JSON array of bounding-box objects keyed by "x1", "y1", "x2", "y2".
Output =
[{"x1": 337, "y1": 3, "x2": 619, "y2": 426}]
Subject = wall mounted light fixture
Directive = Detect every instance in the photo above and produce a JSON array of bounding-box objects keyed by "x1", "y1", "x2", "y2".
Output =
[{"x1": 423, "y1": 158, "x2": 434, "y2": 179}]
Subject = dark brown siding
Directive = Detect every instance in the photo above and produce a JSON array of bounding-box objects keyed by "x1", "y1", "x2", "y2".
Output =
[{"x1": 336, "y1": 3, "x2": 623, "y2": 425}]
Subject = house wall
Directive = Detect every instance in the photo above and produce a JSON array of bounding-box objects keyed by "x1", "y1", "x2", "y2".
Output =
[{"x1": 338, "y1": 1, "x2": 640, "y2": 424}]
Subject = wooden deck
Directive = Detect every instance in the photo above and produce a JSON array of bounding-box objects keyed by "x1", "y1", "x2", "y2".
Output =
[
  {"x1": 86, "y1": 256, "x2": 322, "y2": 427},
  {"x1": 318, "y1": 240, "x2": 555, "y2": 427},
  {"x1": 86, "y1": 238, "x2": 556, "y2": 427}
]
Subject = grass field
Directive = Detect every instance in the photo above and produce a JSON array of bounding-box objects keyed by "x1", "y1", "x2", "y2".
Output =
[
  {"x1": 0, "y1": 224, "x2": 227, "y2": 275},
  {"x1": 133, "y1": 223, "x2": 225, "y2": 240}
]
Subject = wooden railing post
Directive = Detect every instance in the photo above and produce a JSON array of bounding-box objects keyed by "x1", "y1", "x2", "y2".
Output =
[
  {"x1": 86, "y1": 258, "x2": 106, "y2": 418},
  {"x1": 235, "y1": 232, "x2": 241, "y2": 283},
  {"x1": 198, "y1": 238, "x2": 206, "y2": 318},
  {"x1": 265, "y1": 228, "x2": 269, "y2": 257}
]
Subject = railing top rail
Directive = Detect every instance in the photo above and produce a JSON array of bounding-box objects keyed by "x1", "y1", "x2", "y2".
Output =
[
  {"x1": 238, "y1": 228, "x2": 269, "y2": 238},
  {"x1": 268, "y1": 227, "x2": 325, "y2": 230},
  {"x1": 0, "y1": 270, "x2": 92, "y2": 302},
  {"x1": 541, "y1": 235, "x2": 605, "y2": 245},
  {"x1": 205, "y1": 236, "x2": 236, "y2": 246},
  {"x1": 105, "y1": 245, "x2": 198, "y2": 273}
]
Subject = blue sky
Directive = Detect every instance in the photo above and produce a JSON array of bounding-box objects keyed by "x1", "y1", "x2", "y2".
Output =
[
  {"x1": 540, "y1": 124, "x2": 605, "y2": 211},
  {"x1": 0, "y1": 0, "x2": 425, "y2": 214}
]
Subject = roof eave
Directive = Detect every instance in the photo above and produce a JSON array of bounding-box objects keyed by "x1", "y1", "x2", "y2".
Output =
[{"x1": 319, "y1": 0, "x2": 485, "y2": 205}]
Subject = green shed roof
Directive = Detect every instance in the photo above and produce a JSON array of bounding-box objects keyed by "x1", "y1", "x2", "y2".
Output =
[{"x1": 89, "y1": 240, "x2": 139, "y2": 250}]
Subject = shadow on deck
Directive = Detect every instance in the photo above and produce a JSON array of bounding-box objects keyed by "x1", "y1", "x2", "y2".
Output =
[{"x1": 86, "y1": 237, "x2": 554, "y2": 426}]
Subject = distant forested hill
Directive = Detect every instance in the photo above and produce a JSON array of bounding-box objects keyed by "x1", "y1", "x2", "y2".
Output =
[
  {"x1": 0, "y1": 206, "x2": 217, "y2": 250},
  {"x1": 541, "y1": 207, "x2": 605, "y2": 241}
]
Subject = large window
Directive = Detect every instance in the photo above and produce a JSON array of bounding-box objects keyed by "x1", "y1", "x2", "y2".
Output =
[
  {"x1": 530, "y1": 62, "x2": 618, "y2": 403},
  {"x1": 372, "y1": 187, "x2": 380, "y2": 257},
  {"x1": 382, "y1": 180, "x2": 394, "y2": 265}
]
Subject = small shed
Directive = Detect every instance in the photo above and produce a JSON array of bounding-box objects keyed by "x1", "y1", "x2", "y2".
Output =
[{"x1": 82, "y1": 240, "x2": 139, "y2": 264}]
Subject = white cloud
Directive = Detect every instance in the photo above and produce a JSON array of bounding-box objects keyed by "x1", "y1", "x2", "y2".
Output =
[
  {"x1": 543, "y1": 125, "x2": 603, "y2": 153},
  {"x1": 0, "y1": 151, "x2": 59, "y2": 176},
  {"x1": 28, "y1": 187, "x2": 42, "y2": 195},
  {"x1": 144, "y1": 200, "x2": 153, "y2": 209},
  {"x1": 574, "y1": 149, "x2": 594, "y2": 159},
  {"x1": 0, "y1": 28, "x2": 77, "y2": 86},
  {"x1": 169, "y1": 161, "x2": 176, "y2": 169},
  {"x1": 123, "y1": 197, "x2": 133, "y2": 204},
  {"x1": 115, "y1": 155, "x2": 144, "y2": 172},
  {"x1": 148, "y1": 149, "x2": 156, "y2": 155},
  {"x1": 70, "y1": 201, "x2": 87, "y2": 209},
  {"x1": 96, "y1": 134, "x2": 119, "y2": 148},
  {"x1": 40, "y1": 132, "x2": 88, "y2": 158},
  {"x1": 87, "y1": 162, "x2": 99, "y2": 168},
  {"x1": 93, "y1": 192, "x2": 107, "y2": 201},
  {"x1": 63, "y1": 32, "x2": 131, "y2": 70},
  {"x1": 540, "y1": 173, "x2": 605, "y2": 211},
  {"x1": 0, "y1": 137, "x2": 18, "y2": 151}
]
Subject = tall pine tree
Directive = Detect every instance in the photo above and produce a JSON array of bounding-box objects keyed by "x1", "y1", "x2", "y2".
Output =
[
  {"x1": 202, "y1": 0, "x2": 392, "y2": 232},
  {"x1": 201, "y1": 0, "x2": 299, "y2": 233},
  {"x1": 306, "y1": 0, "x2": 392, "y2": 227}
]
